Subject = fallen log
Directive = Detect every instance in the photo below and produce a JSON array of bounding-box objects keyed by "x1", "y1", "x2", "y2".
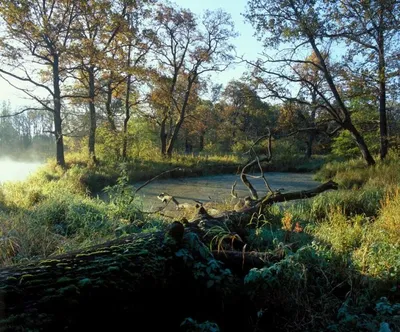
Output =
[
  {"x1": 0, "y1": 223, "x2": 195, "y2": 331},
  {"x1": 0, "y1": 222, "x2": 257, "y2": 331},
  {"x1": 259, "y1": 180, "x2": 339, "y2": 205}
]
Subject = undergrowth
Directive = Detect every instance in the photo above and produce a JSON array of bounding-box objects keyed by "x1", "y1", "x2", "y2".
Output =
[{"x1": 0, "y1": 154, "x2": 399, "y2": 330}]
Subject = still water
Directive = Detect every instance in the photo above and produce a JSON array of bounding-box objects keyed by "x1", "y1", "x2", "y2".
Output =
[
  {"x1": 133, "y1": 172, "x2": 319, "y2": 210},
  {"x1": 0, "y1": 159, "x2": 42, "y2": 183}
]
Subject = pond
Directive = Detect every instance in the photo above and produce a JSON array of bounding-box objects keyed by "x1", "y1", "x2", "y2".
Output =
[
  {"x1": 0, "y1": 159, "x2": 42, "y2": 184},
  {"x1": 133, "y1": 172, "x2": 320, "y2": 211}
]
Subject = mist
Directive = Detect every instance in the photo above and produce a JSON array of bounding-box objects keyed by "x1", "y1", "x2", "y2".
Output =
[{"x1": 0, "y1": 158, "x2": 42, "y2": 183}]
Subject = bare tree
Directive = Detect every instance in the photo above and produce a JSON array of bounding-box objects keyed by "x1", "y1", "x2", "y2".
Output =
[{"x1": 150, "y1": 4, "x2": 236, "y2": 157}]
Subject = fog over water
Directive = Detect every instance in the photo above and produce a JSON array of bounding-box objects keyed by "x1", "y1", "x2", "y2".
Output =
[{"x1": 0, "y1": 159, "x2": 42, "y2": 183}]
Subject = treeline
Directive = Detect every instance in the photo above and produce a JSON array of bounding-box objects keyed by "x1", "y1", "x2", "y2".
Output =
[
  {"x1": 0, "y1": 102, "x2": 53, "y2": 160},
  {"x1": 0, "y1": 0, "x2": 399, "y2": 166}
]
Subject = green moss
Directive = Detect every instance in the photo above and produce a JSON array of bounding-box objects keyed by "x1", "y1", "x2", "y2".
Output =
[
  {"x1": 78, "y1": 278, "x2": 92, "y2": 287},
  {"x1": 58, "y1": 284, "x2": 79, "y2": 296},
  {"x1": 6, "y1": 277, "x2": 17, "y2": 282},
  {"x1": 39, "y1": 259, "x2": 60, "y2": 265},
  {"x1": 75, "y1": 250, "x2": 110, "y2": 258},
  {"x1": 56, "y1": 277, "x2": 73, "y2": 284},
  {"x1": 107, "y1": 266, "x2": 120, "y2": 272},
  {"x1": 19, "y1": 274, "x2": 34, "y2": 284}
]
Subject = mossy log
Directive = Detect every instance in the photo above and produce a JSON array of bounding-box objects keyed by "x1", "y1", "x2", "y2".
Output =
[
  {"x1": 0, "y1": 222, "x2": 255, "y2": 331},
  {"x1": 0, "y1": 223, "x2": 196, "y2": 331}
]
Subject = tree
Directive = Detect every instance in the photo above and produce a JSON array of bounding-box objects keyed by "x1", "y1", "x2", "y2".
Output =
[
  {"x1": 150, "y1": 4, "x2": 236, "y2": 157},
  {"x1": 0, "y1": 0, "x2": 78, "y2": 168},
  {"x1": 221, "y1": 80, "x2": 275, "y2": 145},
  {"x1": 68, "y1": 0, "x2": 127, "y2": 164},
  {"x1": 326, "y1": 0, "x2": 400, "y2": 160},
  {"x1": 245, "y1": 0, "x2": 376, "y2": 165}
]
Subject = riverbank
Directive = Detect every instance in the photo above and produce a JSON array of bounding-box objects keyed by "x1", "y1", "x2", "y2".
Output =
[
  {"x1": 0, "y1": 156, "x2": 398, "y2": 331},
  {"x1": 45, "y1": 152, "x2": 325, "y2": 194}
]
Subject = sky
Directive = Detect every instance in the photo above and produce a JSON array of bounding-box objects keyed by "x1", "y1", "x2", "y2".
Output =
[
  {"x1": 173, "y1": 0, "x2": 264, "y2": 95},
  {"x1": 0, "y1": 0, "x2": 264, "y2": 109}
]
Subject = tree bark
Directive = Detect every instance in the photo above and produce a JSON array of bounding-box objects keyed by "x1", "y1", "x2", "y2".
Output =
[
  {"x1": 199, "y1": 132, "x2": 205, "y2": 151},
  {"x1": 105, "y1": 78, "x2": 117, "y2": 132},
  {"x1": 88, "y1": 66, "x2": 97, "y2": 164},
  {"x1": 378, "y1": 23, "x2": 389, "y2": 160},
  {"x1": 166, "y1": 80, "x2": 194, "y2": 157},
  {"x1": 344, "y1": 121, "x2": 376, "y2": 166},
  {"x1": 308, "y1": 36, "x2": 376, "y2": 166},
  {"x1": 122, "y1": 22, "x2": 132, "y2": 161},
  {"x1": 52, "y1": 54, "x2": 65, "y2": 169},
  {"x1": 160, "y1": 116, "x2": 167, "y2": 156}
]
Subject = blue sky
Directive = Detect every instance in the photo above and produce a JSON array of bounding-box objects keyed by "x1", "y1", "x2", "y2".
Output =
[
  {"x1": 0, "y1": 0, "x2": 263, "y2": 107},
  {"x1": 173, "y1": 0, "x2": 263, "y2": 84}
]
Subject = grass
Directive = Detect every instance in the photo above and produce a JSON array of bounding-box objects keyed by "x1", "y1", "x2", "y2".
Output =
[{"x1": 0, "y1": 152, "x2": 399, "y2": 330}]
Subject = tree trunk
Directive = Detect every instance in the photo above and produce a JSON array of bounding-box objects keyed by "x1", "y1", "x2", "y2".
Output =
[
  {"x1": 88, "y1": 66, "x2": 97, "y2": 164},
  {"x1": 105, "y1": 79, "x2": 117, "y2": 132},
  {"x1": 52, "y1": 54, "x2": 65, "y2": 168},
  {"x1": 199, "y1": 132, "x2": 205, "y2": 152},
  {"x1": 166, "y1": 117, "x2": 184, "y2": 158},
  {"x1": 0, "y1": 225, "x2": 187, "y2": 331},
  {"x1": 160, "y1": 116, "x2": 167, "y2": 156},
  {"x1": 378, "y1": 25, "x2": 389, "y2": 160},
  {"x1": 305, "y1": 130, "x2": 316, "y2": 158},
  {"x1": 344, "y1": 121, "x2": 376, "y2": 166},
  {"x1": 166, "y1": 80, "x2": 195, "y2": 157},
  {"x1": 122, "y1": 26, "x2": 132, "y2": 161},
  {"x1": 308, "y1": 37, "x2": 375, "y2": 166}
]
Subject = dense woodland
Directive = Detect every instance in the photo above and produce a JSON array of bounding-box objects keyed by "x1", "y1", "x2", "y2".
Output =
[{"x1": 0, "y1": 0, "x2": 399, "y2": 331}]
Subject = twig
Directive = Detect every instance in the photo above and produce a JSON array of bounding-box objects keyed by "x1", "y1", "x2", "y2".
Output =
[{"x1": 231, "y1": 181, "x2": 238, "y2": 198}]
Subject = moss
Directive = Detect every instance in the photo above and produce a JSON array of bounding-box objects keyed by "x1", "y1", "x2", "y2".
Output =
[
  {"x1": 107, "y1": 266, "x2": 120, "y2": 272},
  {"x1": 75, "y1": 250, "x2": 110, "y2": 258},
  {"x1": 58, "y1": 284, "x2": 79, "y2": 296},
  {"x1": 19, "y1": 274, "x2": 34, "y2": 284},
  {"x1": 78, "y1": 278, "x2": 92, "y2": 287},
  {"x1": 39, "y1": 259, "x2": 60, "y2": 265},
  {"x1": 56, "y1": 277, "x2": 73, "y2": 284},
  {"x1": 44, "y1": 288, "x2": 56, "y2": 293}
]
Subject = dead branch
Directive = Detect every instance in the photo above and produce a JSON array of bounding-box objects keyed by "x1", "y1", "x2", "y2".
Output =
[
  {"x1": 240, "y1": 130, "x2": 273, "y2": 199},
  {"x1": 231, "y1": 180, "x2": 238, "y2": 198}
]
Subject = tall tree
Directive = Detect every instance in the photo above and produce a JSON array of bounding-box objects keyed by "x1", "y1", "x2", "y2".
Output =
[
  {"x1": 151, "y1": 4, "x2": 236, "y2": 157},
  {"x1": 0, "y1": 0, "x2": 78, "y2": 168},
  {"x1": 326, "y1": 0, "x2": 400, "y2": 160},
  {"x1": 245, "y1": 0, "x2": 376, "y2": 165},
  {"x1": 69, "y1": 0, "x2": 126, "y2": 164}
]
